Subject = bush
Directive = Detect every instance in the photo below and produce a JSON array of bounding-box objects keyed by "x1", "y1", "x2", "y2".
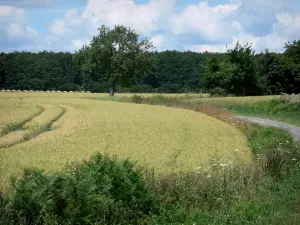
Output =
[
  {"x1": 130, "y1": 84, "x2": 153, "y2": 93},
  {"x1": 0, "y1": 153, "x2": 157, "y2": 225},
  {"x1": 58, "y1": 82, "x2": 80, "y2": 92},
  {"x1": 84, "y1": 82, "x2": 110, "y2": 93},
  {"x1": 209, "y1": 87, "x2": 227, "y2": 97},
  {"x1": 132, "y1": 95, "x2": 144, "y2": 104}
]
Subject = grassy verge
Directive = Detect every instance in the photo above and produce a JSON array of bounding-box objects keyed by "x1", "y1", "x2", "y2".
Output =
[
  {"x1": 1, "y1": 95, "x2": 300, "y2": 224},
  {"x1": 228, "y1": 99, "x2": 300, "y2": 127}
]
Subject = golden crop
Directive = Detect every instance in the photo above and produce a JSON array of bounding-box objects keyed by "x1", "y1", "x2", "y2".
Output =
[{"x1": 0, "y1": 92, "x2": 252, "y2": 192}]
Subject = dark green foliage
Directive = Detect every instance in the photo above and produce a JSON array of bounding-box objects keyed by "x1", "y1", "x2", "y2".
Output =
[
  {"x1": 76, "y1": 25, "x2": 155, "y2": 96},
  {"x1": 0, "y1": 153, "x2": 156, "y2": 225},
  {"x1": 209, "y1": 87, "x2": 227, "y2": 97},
  {"x1": 256, "y1": 50, "x2": 286, "y2": 94},
  {"x1": 83, "y1": 81, "x2": 110, "y2": 93},
  {"x1": 202, "y1": 42, "x2": 259, "y2": 96},
  {"x1": 1, "y1": 38, "x2": 300, "y2": 94}
]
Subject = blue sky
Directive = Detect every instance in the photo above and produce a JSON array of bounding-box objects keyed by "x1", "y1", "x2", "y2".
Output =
[{"x1": 0, "y1": 0, "x2": 300, "y2": 53}]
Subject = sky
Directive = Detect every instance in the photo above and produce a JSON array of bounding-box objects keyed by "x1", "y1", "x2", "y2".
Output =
[{"x1": 0, "y1": 0, "x2": 300, "y2": 53}]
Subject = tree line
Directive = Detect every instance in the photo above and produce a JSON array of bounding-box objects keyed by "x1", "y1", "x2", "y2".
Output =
[{"x1": 0, "y1": 25, "x2": 299, "y2": 96}]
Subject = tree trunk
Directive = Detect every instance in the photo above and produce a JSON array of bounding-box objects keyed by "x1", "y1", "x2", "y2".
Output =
[{"x1": 109, "y1": 79, "x2": 117, "y2": 96}]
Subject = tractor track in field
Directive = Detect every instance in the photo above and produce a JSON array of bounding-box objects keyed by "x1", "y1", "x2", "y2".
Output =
[
  {"x1": 0, "y1": 106, "x2": 67, "y2": 149},
  {"x1": 0, "y1": 106, "x2": 45, "y2": 137}
]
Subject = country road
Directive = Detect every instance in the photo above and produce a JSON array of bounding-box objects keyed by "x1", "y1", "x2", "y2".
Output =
[{"x1": 235, "y1": 116, "x2": 300, "y2": 142}]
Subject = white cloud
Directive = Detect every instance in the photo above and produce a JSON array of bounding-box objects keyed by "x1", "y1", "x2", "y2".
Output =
[
  {"x1": 0, "y1": 6, "x2": 26, "y2": 24},
  {"x1": 0, "y1": 0, "x2": 56, "y2": 7},
  {"x1": 72, "y1": 39, "x2": 90, "y2": 50},
  {"x1": 170, "y1": 1, "x2": 240, "y2": 41},
  {"x1": 2, "y1": 0, "x2": 300, "y2": 53},
  {"x1": 212, "y1": 3, "x2": 240, "y2": 15},
  {"x1": 64, "y1": 8, "x2": 78, "y2": 21},
  {"x1": 81, "y1": 0, "x2": 175, "y2": 36},
  {"x1": 184, "y1": 44, "x2": 228, "y2": 53},
  {"x1": 44, "y1": 0, "x2": 175, "y2": 52},
  {"x1": 6, "y1": 23, "x2": 23, "y2": 39},
  {"x1": 274, "y1": 13, "x2": 300, "y2": 40},
  {"x1": 232, "y1": 33, "x2": 260, "y2": 49},
  {"x1": 0, "y1": 5, "x2": 38, "y2": 48},
  {"x1": 276, "y1": 13, "x2": 294, "y2": 26},
  {"x1": 49, "y1": 19, "x2": 66, "y2": 36},
  {"x1": 0, "y1": 6, "x2": 13, "y2": 17},
  {"x1": 231, "y1": 21, "x2": 242, "y2": 31},
  {"x1": 6, "y1": 23, "x2": 38, "y2": 40},
  {"x1": 150, "y1": 34, "x2": 165, "y2": 50},
  {"x1": 26, "y1": 26, "x2": 38, "y2": 39}
]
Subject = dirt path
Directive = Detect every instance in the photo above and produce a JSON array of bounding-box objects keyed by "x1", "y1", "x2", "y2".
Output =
[{"x1": 235, "y1": 116, "x2": 300, "y2": 142}]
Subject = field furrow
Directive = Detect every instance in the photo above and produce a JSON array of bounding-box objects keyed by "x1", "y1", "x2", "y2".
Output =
[
  {"x1": 0, "y1": 105, "x2": 66, "y2": 149},
  {"x1": 0, "y1": 130, "x2": 30, "y2": 148},
  {"x1": 0, "y1": 105, "x2": 44, "y2": 137}
]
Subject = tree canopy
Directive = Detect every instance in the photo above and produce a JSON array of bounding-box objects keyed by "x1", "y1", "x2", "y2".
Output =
[
  {"x1": 0, "y1": 26, "x2": 299, "y2": 96},
  {"x1": 75, "y1": 25, "x2": 154, "y2": 95}
]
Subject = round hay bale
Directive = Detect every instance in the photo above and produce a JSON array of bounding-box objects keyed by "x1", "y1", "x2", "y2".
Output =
[
  {"x1": 80, "y1": 91, "x2": 85, "y2": 93},
  {"x1": 86, "y1": 91, "x2": 91, "y2": 93},
  {"x1": 63, "y1": 91, "x2": 67, "y2": 93},
  {"x1": 1, "y1": 89, "x2": 5, "y2": 92},
  {"x1": 12, "y1": 90, "x2": 16, "y2": 92},
  {"x1": 17, "y1": 90, "x2": 21, "y2": 92},
  {"x1": 5, "y1": 90, "x2": 11, "y2": 92},
  {"x1": 46, "y1": 91, "x2": 51, "y2": 93},
  {"x1": 24, "y1": 90, "x2": 28, "y2": 92},
  {"x1": 69, "y1": 91, "x2": 73, "y2": 93},
  {"x1": 56, "y1": 91, "x2": 61, "y2": 93}
]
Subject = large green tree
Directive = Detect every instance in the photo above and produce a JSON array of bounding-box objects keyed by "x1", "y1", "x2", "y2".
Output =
[
  {"x1": 279, "y1": 40, "x2": 300, "y2": 93},
  {"x1": 76, "y1": 25, "x2": 154, "y2": 95},
  {"x1": 257, "y1": 50, "x2": 285, "y2": 94},
  {"x1": 226, "y1": 42, "x2": 258, "y2": 96}
]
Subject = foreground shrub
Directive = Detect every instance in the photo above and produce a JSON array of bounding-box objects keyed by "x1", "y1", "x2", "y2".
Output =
[
  {"x1": 132, "y1": 94, "x2": 144, "y2": 104},
  {"x1": 0, "y1": 153, "x2": 156, "y2": 225},
  {"x1": 210, "y1": 87, "x2": 227, "y2": 97}
]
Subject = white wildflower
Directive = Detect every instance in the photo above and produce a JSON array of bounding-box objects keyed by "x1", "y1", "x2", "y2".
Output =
[
  {"x1": 220, "y1": 163, "x2": 228, "y2": 167},
  {"x1": 196, "y1": 167, "x2": 202, "y2": 174}
]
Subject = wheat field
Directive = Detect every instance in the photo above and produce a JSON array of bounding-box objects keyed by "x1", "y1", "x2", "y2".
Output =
[{"x1": 0, "y1": 92, "x2": 252, "y2": 192}]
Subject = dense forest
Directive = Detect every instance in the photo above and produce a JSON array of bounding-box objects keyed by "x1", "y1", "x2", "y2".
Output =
[{"x1": 1, "y1": 38, "x2": 299, "y2": 96}]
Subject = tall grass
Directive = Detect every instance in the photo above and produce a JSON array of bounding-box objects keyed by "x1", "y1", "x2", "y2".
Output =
[{"x1": 228, "y1": 99, "x2": 300, "y2": 126}]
